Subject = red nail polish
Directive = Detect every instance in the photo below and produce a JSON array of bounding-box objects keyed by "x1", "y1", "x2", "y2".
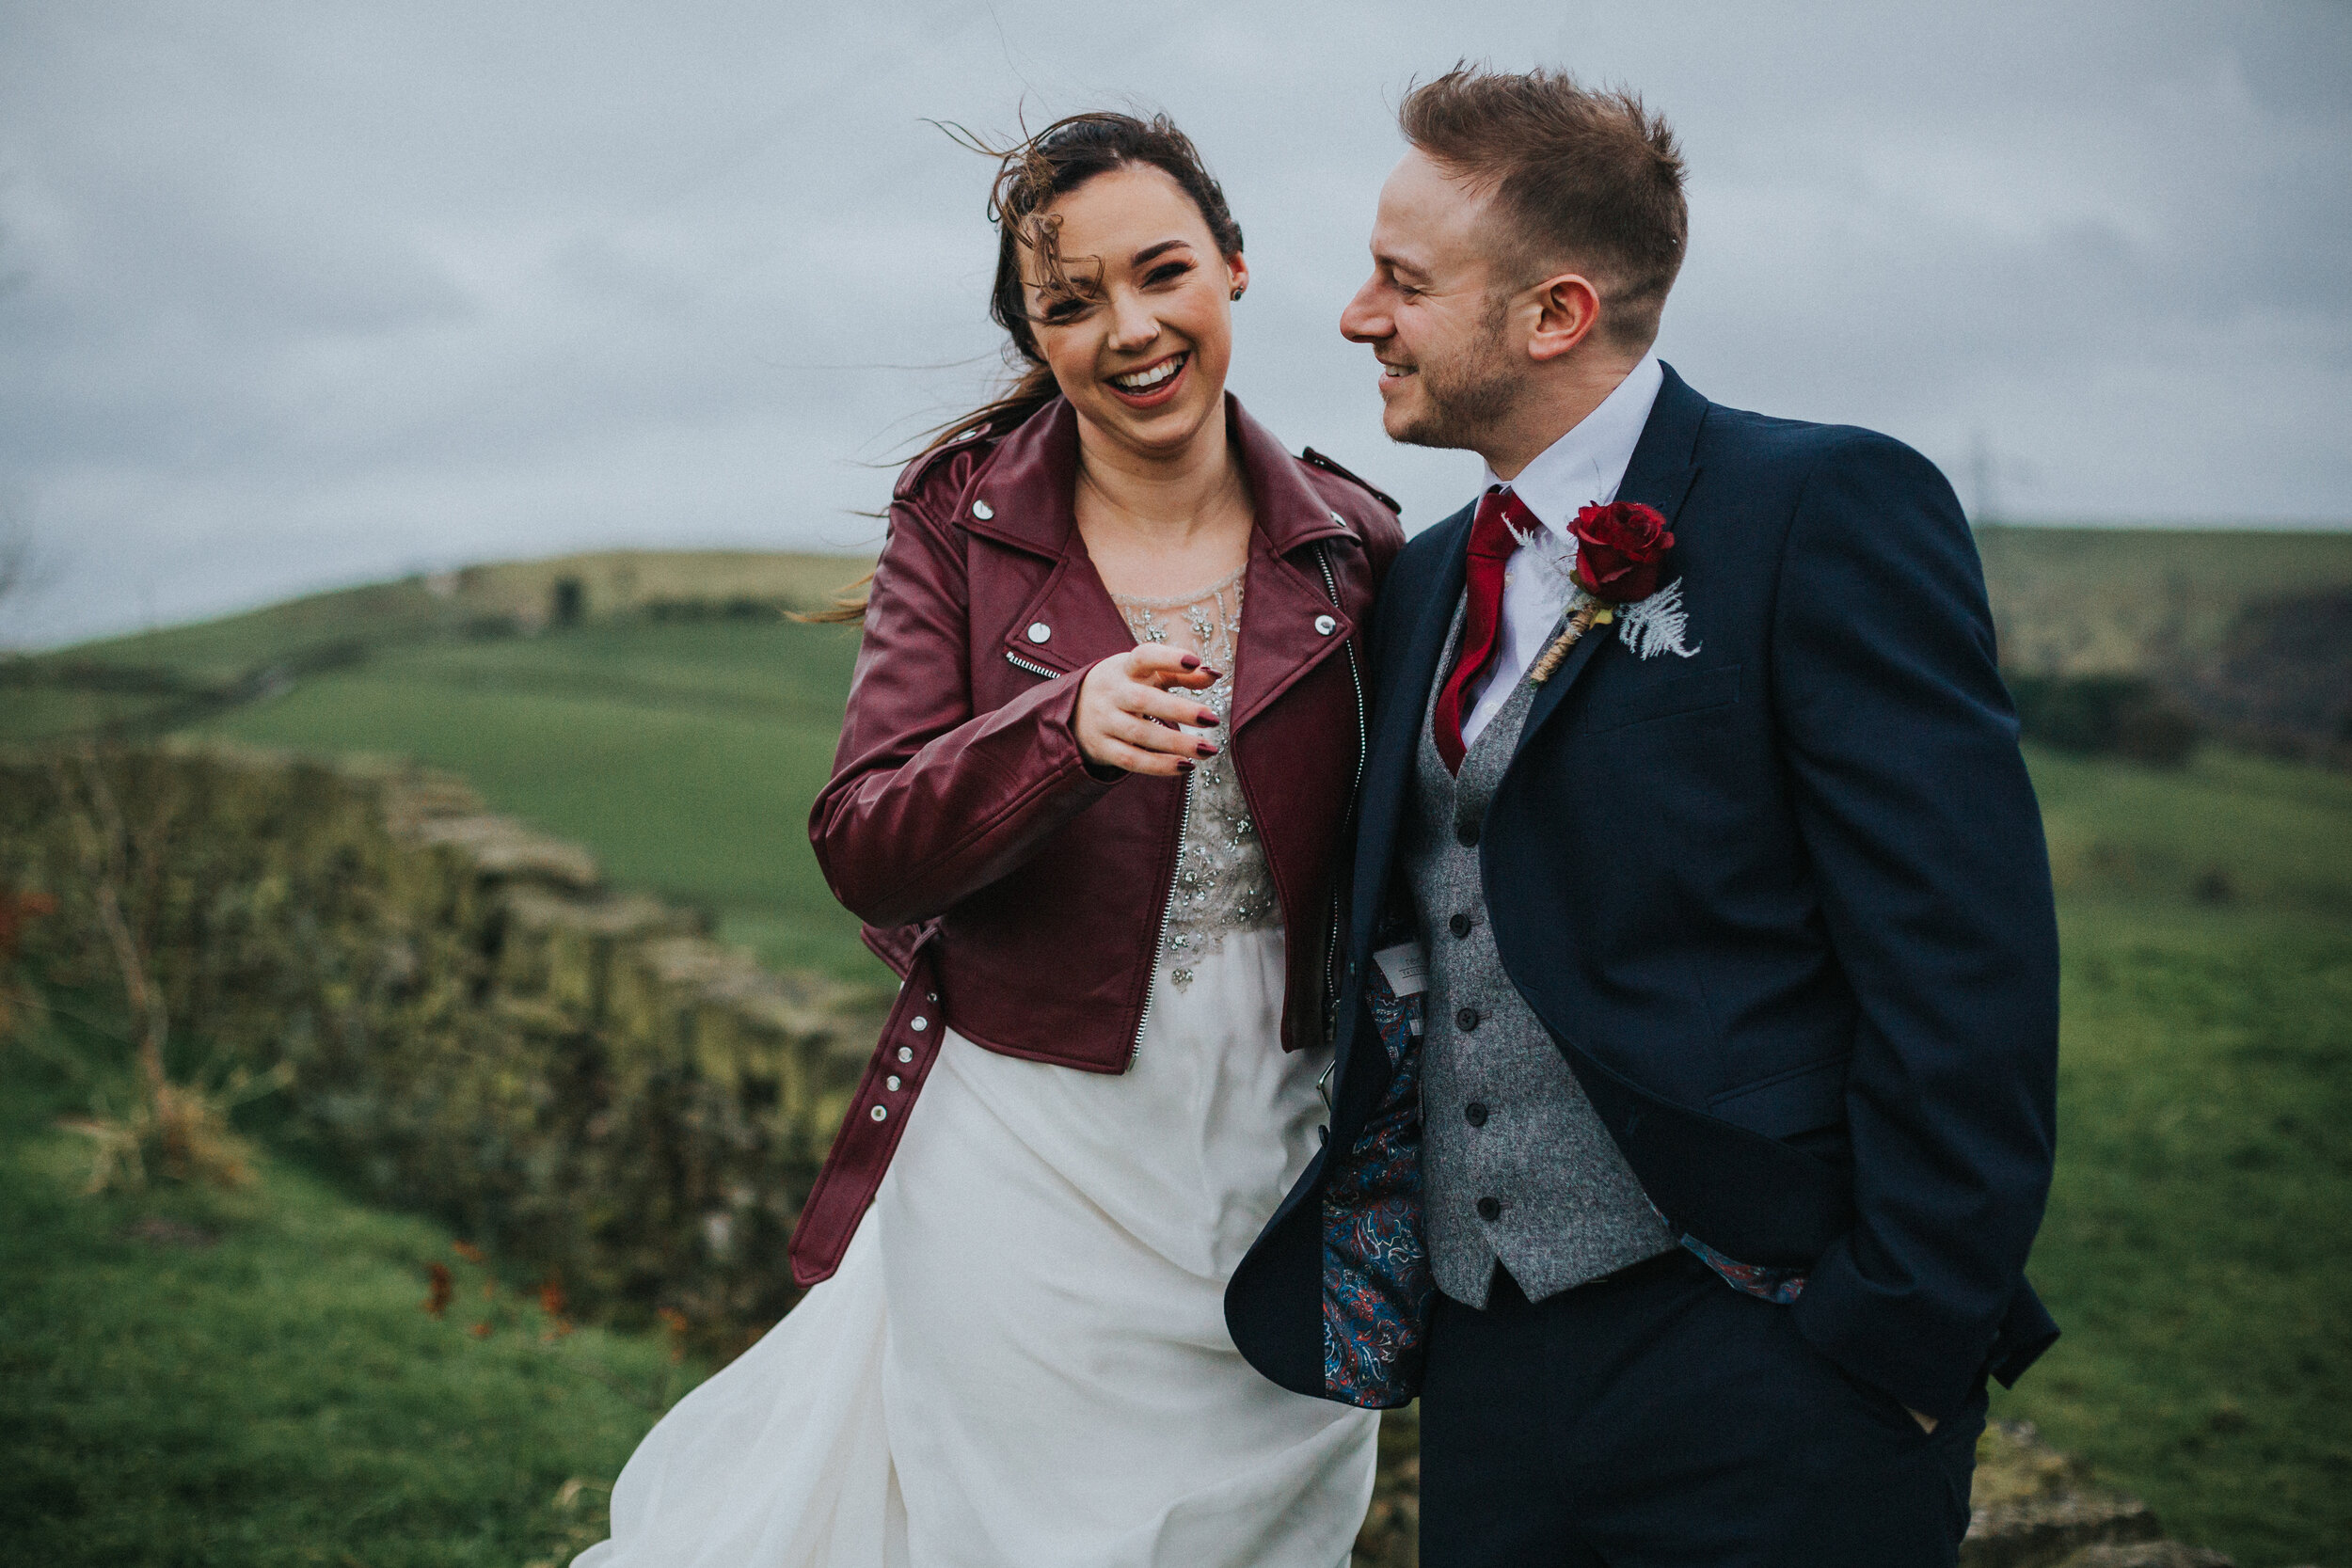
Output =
[
  {"x1": 1197, "y1": 739, "x2": 1218, "y2": 757},
  {"x1": 1200, "y1": 667, "x2": 1224, "y2": 680},
  {"x1": 1198, "y1": 712, "x2": 1219, "y2": 726},
  {"x1": 1177, "y1": 760, "x2": 1196, "y2": 773},
  {"x1": 1179, "y1": 654, "x2": 1202, "y2": 671}
]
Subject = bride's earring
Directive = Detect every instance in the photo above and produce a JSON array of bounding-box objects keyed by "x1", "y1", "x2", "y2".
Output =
[{"x1": 1230, "y1": 286, "x2": 1245, "y2": 301}]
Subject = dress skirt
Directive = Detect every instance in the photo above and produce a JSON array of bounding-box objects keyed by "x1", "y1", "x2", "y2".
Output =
[{"x1": 575, "y1": 927, "x2": 1380, "y2": 1568}]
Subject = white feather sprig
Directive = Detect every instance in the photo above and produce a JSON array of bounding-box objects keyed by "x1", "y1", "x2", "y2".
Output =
[{"x1": 1614, "y1": 578, "x2": 1699, "y2": 659}]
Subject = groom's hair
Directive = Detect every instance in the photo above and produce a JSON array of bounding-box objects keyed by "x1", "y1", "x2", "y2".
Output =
[{"x1": 1400, "y1": 67, "x2": 1686, "y2": 353}]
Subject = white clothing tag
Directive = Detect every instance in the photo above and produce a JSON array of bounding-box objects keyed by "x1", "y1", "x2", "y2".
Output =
[{"x1": 1373, "y1": 942, "x2": 1429, "y2": 999}]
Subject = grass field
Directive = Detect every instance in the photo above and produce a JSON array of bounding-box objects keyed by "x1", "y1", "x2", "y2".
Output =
[
  {"x1": 1998, "y1": 750, "x2": 2352, "y2": 1562},
  {"x1": 0, "y1": 993, "x2": 702, "y2": 1567},
  {"x1": 5, "y1": 548, "x2": 2349, "y2": 1563}
]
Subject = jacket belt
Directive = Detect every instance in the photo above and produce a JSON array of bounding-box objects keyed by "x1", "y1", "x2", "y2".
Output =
[{"x1": 787, "y1": 936, "x2": 945, "y2": 1288}]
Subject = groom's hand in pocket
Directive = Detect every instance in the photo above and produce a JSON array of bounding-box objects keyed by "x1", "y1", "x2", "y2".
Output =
[{"x1": 1075, "y1": 645, "x2": 1222, "y2": 778}]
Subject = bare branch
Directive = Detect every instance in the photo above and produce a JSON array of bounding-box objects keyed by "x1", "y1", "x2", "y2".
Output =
[{"x1": 0, "y1": 497, "x2": 58, "y2": 640}]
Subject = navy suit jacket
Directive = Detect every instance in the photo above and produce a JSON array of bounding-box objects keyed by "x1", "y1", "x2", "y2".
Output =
[{"x1": 1225, "y1": 365, "x2": 2060, "y2": 1420}]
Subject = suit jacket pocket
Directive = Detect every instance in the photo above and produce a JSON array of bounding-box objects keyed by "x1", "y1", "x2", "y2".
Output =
[
  {"x1": 1577, "y1": 662, "x2": 1741, "y2": 735},
  {"x1": 1708, "y1": 1053, "x2": 1849, "y2": 1140}
]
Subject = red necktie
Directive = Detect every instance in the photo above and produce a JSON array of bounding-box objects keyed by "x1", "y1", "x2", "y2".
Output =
[{"x1": 1432, "y1": 486, "x2": 1532, "y2": 774}]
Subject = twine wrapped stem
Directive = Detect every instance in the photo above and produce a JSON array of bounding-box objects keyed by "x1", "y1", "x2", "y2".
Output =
[{"x1": 1528, "y1": 604, "x2": 1606, "y2": 684}]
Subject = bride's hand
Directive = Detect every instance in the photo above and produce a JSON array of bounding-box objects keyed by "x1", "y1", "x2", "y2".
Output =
[{"x1": 1075, "y1": 645, "x2": 1221, "y2": 777}]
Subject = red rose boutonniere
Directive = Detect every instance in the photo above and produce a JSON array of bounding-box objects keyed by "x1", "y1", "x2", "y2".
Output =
[
  {"x1": 1529, "y1": 499, "x2": 1699, "y2": 681},
  {"x1": 1570, "y1": 501, "x2": 1676, "y2": 603}
]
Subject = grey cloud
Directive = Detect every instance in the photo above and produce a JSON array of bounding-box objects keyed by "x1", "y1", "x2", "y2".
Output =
[{"x1": 1, "y1": 0, "x2": 2346, "y2": 648}]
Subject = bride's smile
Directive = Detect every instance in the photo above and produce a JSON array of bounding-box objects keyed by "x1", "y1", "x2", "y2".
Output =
[{"x1": 1021, "y1": 163, "x2": 1247, "y2": 458}]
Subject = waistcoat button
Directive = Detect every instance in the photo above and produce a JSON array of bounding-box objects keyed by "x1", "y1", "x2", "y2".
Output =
[
  {"x1": 1456, "y1": 820, "x2": 1479, "y2": 847},
  {"x1": 1465, "y1": 1101, "x2": 1488, "y2": 1127},
  {"x1": 1449, "y1": 911, "x2": 1472, "y2": 939},
  {"x1": 1455, "y1": 1006, "x2": 1481, "y2": 1032},
  {"x1": 1026, "y1": 622, "x2": 1051, "y2": 643},
  {"x1": 972, "y1": 499, "x2": 994, "y2": 520},
  {"x1": 1476, "y1": 1196, "x2": 1502, "y2": 1221}
]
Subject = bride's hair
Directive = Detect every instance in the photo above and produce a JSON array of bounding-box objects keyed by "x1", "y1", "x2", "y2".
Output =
[{"x1": 803, "y1": 114, "x2": 1243, "y2": 625}]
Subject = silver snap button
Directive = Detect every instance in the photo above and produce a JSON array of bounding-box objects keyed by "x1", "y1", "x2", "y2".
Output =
[
  {"x1": 1328, "y1": 510, "x2": 1344, "y2": 526},
  {"x1": 927, "y1": 992, "x2": 938, "y2": 1002},
  {"x1": 869, "y1": 1104, "x2": 888, "y2": 1122},
  {"x1": 897, "y1": 1046, "x2": 914, "y2": 1064},
  {"x1": 1314, "y1": 614, "x2": 1338, "y2": 636},
  {"x1": 973, "y1": 499, "x2": 994, "y2": 520},
  {"x1": 1026, "y1": 622, "x2": 1051, "y2": 643},
  {"x1": 911, "y1": 1016, "x2": 929, "y2": 1032},
  {"x1": 886, "y1": 1074, "x2": 902, "y2": 1091}
]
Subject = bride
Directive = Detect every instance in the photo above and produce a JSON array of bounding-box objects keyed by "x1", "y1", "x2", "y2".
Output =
[{"x1": 576, "y1": 112, "x2": 1403, "y2": 1567}]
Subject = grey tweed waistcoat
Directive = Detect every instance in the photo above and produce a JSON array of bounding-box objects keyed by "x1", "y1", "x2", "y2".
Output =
[{"x1": 1406, "y1": 604, "x2": 1675, "y2": 1307}]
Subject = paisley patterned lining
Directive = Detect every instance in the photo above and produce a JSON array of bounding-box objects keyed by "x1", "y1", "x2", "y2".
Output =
[{"x1": 1320, "y1": 967, "x2": 1433, "y2": 1408}]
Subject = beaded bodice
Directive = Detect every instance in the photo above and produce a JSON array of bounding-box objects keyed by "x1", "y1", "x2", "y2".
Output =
[{"x1": 1112, "y1": 567, "x2": 1281, "y2": 990}]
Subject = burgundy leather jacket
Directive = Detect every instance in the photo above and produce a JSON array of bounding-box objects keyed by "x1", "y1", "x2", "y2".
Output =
[{"x1": 787, "y1": 393, "x2": 1402, "y2": 1285}]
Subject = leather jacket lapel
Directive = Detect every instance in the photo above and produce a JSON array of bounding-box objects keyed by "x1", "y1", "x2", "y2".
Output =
[
  {"x1": 1229, "y1": 402, "x2": 1357, "y2": 731},
  {"x1": 969, "y1": 394, "x2": 1359, "y2": 711},
  {"x1": 998, "y1": 554, "x2": 1133, "y2": 677}
]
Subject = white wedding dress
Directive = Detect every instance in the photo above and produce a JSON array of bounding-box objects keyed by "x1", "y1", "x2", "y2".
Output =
[{"x1": 576, "y1": 574, "x2": 1380, "y2": 1568}]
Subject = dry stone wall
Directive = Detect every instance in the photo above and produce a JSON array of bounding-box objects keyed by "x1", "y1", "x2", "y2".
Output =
[{"x1": 0, "y1": 743, "x2": 881, "y2": 1345}]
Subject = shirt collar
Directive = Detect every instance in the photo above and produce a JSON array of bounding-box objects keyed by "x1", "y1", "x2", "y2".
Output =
[{"x1": 1480, "y1": 351, "x2": 1665, "y2": 537}]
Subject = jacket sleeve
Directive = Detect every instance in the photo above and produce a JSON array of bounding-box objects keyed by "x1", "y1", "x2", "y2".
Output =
[
  {"x1": 1773, "y1": 432, "x2": 2060, "y2": 1420},
  {"x1": 808, "y1": 489, "x2": 1120, "y2": 929}
]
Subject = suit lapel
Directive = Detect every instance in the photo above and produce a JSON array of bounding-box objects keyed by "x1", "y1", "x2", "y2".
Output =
[
  {"x1": 1348, "y1": 502, "x2": 1473, "y2": 946},
  {"x1": 1516, "y1": 364, "x2": 1709, "y2": 749}
]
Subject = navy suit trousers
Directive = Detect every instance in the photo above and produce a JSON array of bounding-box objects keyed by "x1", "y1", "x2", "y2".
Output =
[{"x1": 1420, "y1": 1250, "x2": 1988, "y2": 1568}]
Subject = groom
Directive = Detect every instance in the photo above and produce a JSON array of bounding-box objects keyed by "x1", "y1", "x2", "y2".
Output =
[{"x1": 1227, "y1": 67, "x2": 2060, "y2": 1565}]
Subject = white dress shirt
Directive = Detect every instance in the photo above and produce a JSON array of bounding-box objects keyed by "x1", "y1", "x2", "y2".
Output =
[{"x1": 1458, "y1": 352, "x2": 1665, "y2": 749}]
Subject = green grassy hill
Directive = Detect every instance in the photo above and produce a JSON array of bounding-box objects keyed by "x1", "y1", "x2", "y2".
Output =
[
  {"x1": 5, "y1": 552, "x2": 880, "y2": 981},
  {"x1": 2018, "y1": 749, "x2": 2352, "y2": 1563},
  {"x1": 43, "y1": 550, "x2": 871, "y2": 684},
  {"x1": 5, "y1": 541, "x2": 2350, "y2": 1562}
]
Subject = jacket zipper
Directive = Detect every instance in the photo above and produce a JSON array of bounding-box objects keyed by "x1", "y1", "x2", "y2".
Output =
[
  {"x1": 1316, "y1": 545, "x2": 1368, "y2": 1044},
  {"x1": 1003, "y1": 649, "x2": 1060, "y2": 680}
]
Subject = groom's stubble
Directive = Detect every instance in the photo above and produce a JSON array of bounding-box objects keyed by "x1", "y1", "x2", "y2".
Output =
[{"x1": 1388, "y1": 289, "x2": 1528, "y2": 454}]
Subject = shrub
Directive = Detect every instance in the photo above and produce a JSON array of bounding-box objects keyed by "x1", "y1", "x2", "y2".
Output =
[
  {"x1": 0, "y1": 744, "x2": 878, "y2": 1349},
  {"x1": 2007, "y1": 673, "x2": 2201, "y2": 768}
]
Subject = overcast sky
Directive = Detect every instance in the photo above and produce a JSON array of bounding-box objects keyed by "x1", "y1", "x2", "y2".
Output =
[{"x1": 2, "y1": 1, "x2": 2347, "y2": 648}]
